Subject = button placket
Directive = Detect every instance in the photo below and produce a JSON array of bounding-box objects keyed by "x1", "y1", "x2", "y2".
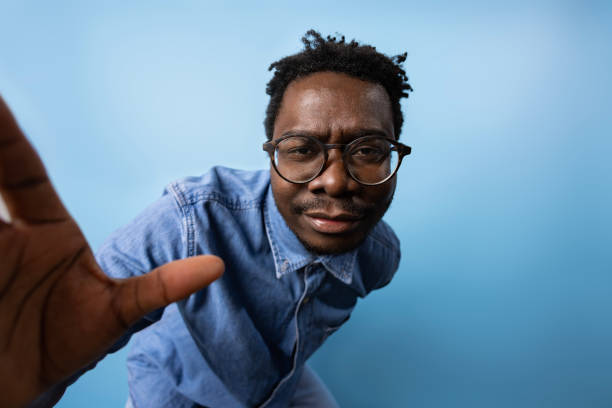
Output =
[{"x1": 258, "y1": 265, "x2": 312, "y2": 407}]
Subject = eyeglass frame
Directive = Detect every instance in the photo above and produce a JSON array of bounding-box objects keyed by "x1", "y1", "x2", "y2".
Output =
[{"x1": 262, "y1": 134, "x2": 412, "y2": 186}]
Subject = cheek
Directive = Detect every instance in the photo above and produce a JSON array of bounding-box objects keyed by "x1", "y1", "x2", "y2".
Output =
[
  {"x1": 369, "y1": 180, "x2": 396, "y2": 204},
  {"x1": 270, "y1": 172, "x2": 301, "y2": 214}
]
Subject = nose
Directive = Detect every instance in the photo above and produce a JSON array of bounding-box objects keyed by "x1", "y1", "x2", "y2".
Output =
[{"x1": 307, "y1": 149, "x2": 360, "y2": 196}]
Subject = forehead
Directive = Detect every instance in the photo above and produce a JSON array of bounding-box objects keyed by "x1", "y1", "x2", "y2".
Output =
[{"x1": 274, "y1": 71, "x2": 394, "y2": 140}]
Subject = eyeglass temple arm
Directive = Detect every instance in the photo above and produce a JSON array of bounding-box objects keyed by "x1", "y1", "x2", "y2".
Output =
[
  {"x1": 398, "y1": 144, "x2": 412, "y2": 156},
  {"x1": 262, "y1": 142, "x2": 274, "y2": 154}
]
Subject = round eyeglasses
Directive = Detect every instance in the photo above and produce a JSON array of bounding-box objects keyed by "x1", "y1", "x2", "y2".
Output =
[{"x1": 263, "y1": 134, "x2": 412, "y2": 186}]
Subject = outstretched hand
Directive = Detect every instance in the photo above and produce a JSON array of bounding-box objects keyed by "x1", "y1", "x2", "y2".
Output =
[{"x1": 0, "y1": 97, "x2": 224, "y2": 407}]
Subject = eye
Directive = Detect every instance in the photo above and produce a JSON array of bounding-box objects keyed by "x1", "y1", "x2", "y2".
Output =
[
  {"x1": 351, "y1": 145, "x2": 388, "y2": 161},
  {"x1": 349, "y1": 138, "x2": 391, "y2": 164},
  {"x1": 353, "y1": 146, "x2": 383, "y2": 156},
  {"x1": 287, "y1": 146, "x2": 315, "y2": 156},
  {"x1": 276, "y1": 136, "x2": 321, "y2": 162}
]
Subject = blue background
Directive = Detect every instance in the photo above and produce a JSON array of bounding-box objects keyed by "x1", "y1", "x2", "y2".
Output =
[{"x1": 1, "y1": 1, "x2": 611, "y2": 407}]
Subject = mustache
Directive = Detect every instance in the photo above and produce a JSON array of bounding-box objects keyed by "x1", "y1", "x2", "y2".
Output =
[{"x1": 291, "y1": 197, "x2": 374, "y2": 216}]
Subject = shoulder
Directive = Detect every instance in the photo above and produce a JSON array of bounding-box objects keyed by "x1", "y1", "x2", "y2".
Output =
[
  {"x1": 97, "y1": 167, "x2": 270, "y2": 278},
  {"x1": 368, "y1": 218, "x2": 400, "y2": 253},
  {"x1": 167, "y1": 166, "x2": 270, "y2": 211},
  {"x1": 354, "y1": 219, "x2": 401, "y2": 293}
]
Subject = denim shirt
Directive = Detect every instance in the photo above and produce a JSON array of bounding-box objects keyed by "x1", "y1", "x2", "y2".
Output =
[{"x1": 84, "y1": 167, "x2": 399, "y2": 407}]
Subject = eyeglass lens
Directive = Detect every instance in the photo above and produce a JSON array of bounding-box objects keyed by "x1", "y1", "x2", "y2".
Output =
[{"x1": 273, "y1": 136, "x2": 399, "y2": 184}]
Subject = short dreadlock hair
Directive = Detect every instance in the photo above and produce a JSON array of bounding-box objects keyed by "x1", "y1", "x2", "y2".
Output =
[{"x1": 264, "y1": 29, "x2": 412, "y2": 141}]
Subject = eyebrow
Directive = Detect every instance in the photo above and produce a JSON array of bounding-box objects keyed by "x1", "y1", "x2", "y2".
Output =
[{"x1": 280, "y1": 128, "x2": 390, "y2": 140}]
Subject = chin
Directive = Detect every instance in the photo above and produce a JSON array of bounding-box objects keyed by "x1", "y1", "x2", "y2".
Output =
[{"x1": 298, "y1": 233, "x2": 368, "y2": 255}]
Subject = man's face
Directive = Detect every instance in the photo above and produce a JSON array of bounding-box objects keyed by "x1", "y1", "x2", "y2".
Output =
[{"x1": 270, "y1": 71, "x2": 397, "y2": 254}]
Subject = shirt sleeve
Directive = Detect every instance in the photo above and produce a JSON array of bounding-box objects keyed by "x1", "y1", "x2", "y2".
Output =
[
  {"x1": 371, "y1": 221, "x2": 402, "y2": 291},
  {"x1": 28, "y1": 189, "x2": 188, "y2": 407},
  {"x1": 373, "y1": 263, "x2": 399, "y2": 290}
]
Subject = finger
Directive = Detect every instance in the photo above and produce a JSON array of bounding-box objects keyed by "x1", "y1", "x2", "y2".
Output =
[
  {"x1": 0, "y1": 96, "x2": 69, "y2": 223},
  {"x1": 116, "y1": 255, "x2": 224, "y2": 326}
]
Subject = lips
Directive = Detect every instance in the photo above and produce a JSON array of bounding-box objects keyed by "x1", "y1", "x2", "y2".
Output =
[{"x1": 302, "y1": 211, "x2": 364, "y2": 234}]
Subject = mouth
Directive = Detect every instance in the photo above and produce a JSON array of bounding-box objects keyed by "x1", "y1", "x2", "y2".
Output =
[{"x1": 302, "y1": 211, "x2": 365, "y2": 234}]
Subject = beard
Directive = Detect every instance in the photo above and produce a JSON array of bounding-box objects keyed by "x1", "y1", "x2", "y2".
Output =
[{"x1": 289, "y1": 194, "x2": 395, "y2": 255}]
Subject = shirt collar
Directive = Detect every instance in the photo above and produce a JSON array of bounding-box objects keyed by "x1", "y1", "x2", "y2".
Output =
[{"x1": 263, "y1": 184, "x2": 357, "y2": 285}]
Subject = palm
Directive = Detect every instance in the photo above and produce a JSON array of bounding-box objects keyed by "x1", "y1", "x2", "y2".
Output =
[
  {"x1": 0, "y1": 97, "x2": 224, "y2": 407},
  {"x1": 1, "y1": 218, "x2": 119, "y2": 403}
]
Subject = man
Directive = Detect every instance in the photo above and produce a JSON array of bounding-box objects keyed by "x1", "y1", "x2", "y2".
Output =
[{"x1": 0, "y1": 30, "x2": 412, "y2": 407}]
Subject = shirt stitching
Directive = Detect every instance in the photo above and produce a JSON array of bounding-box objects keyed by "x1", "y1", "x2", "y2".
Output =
[
  {"x1": 181, "y1": 190, "x2": 262, "y2": 211},
  {"x1": 259, "y1": 267, "x2": 310, "y2": 407},
  {"x1": 168, "y1": 182, "x2": 196, "y2": 257}
]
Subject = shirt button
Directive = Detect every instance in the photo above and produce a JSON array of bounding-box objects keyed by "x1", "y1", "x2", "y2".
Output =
[{"x1": 303, "y1": 296, "x2": 310, "y2": 304}]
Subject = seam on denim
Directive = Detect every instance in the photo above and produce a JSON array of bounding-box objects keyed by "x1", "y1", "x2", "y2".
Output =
[
  {"x1": 290, "y1": 257, "x2": 313, "y2": 273},
  {"x1": 263, "y1": 195, "x2": 283, "y2": 279},
  {"x1": 368, "y1": 228, "x2": 397, "y2": 250},
  {"x1": 168, "y1": 182, "x2": 196, "y2": 258},
  {"x1": 105, "y1": 247, "x2": 148, "y2": 279},
  {"x1": 319, "y1": 252, "x2": 355, "y2": 284},
  {"x1": 259, "y1": 267, "x2": 310, "y2": 407},
  {"x1": 340, "y1": 252, "x2": 357, "y2": 283},
  {"x1": 373, "y1": 249, "x2": 401, "y2": 290},
  {"x1": 182, "y1": 190, "x2": 262, "y2": 211}
]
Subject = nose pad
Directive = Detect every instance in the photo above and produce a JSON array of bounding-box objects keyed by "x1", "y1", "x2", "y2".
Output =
[{"x1": 308, "y1": 150, "x2": 359, "y2": 196}]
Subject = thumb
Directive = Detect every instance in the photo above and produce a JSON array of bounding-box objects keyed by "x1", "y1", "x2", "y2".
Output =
[{"x1": 115, "y1": 255, "x2": 224, "y2": 326}]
